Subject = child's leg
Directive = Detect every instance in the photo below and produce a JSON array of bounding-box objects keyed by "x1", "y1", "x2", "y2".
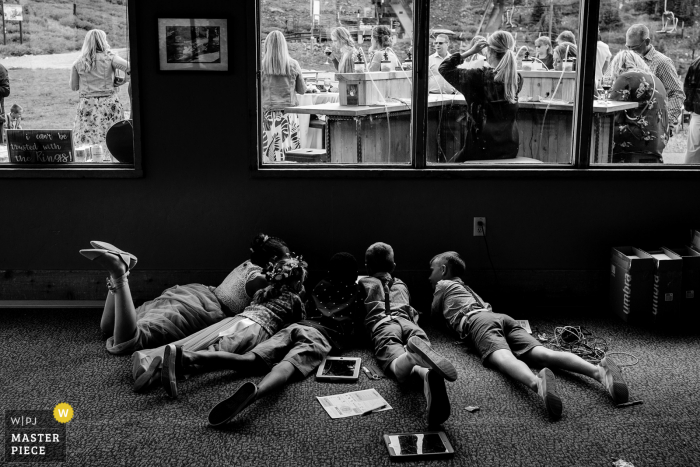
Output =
[
  {"x1": 184, "y1": 349, "x2": 262, "y2": 373},
  {"x1": 89, "y1": 251, "x2": 138, "y2": 345},
  {"x1": 256, "y1": 361, "x2": 298, "y2": 399},
  {"x1": 522, "y1": 346, "x2": 599, "y2": 381},
  {"x1": 99, "y1": 287, "x2": 116, "y2": 336},
  {"x1": 485, "y1": 348, "x2": 539, "y2": 390}
]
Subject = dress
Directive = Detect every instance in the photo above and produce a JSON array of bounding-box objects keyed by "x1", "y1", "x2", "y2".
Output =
[
  {"x1": 70, "y1": 51, "x2": 128, "y2": 159},
  {"x1": 537, "y1": 53, "x2": 554, "y2": 71},
  {"x1": 439, "y1": 52, "x2": 522, "y2": 161},
  {"x1": 107, "y1": 261, "x2": 260, "y2": 356},
  {"x1": 683, "y1": 57, "x2": 700, "y2": 163},
  {"x1": 610, "y1": 71, "x2": 668, "y2": 163},
  {"x1": 261, "y1": 58, "x2": 307, "y2": 162}
]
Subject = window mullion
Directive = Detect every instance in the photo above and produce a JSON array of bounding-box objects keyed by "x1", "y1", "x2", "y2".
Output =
[{"x1": 412, "y1": 0, "x2": 429, "y2": 169}]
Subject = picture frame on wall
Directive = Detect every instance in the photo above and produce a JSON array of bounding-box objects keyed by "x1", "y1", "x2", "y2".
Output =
[{"x1": 158, "y1": 18, "x2": 229, "y2": 71}]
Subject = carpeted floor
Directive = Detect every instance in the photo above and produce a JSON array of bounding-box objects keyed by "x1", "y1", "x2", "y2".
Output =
[{"x1": 1, "y1": 309, "x2": 699, "y2": 467}]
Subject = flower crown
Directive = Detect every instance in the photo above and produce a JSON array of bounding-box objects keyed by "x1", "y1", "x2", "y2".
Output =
[{"x1": 265, "y1": 254, "x2": 308, "y2": 286}]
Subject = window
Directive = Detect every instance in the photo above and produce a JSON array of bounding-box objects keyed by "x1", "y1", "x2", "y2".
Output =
[
  {"x1": 255, "y1": 0, "x2": 700, "y2": 172},
  {"x1": 0, "y1": 0, "x2": 139, "y2": 176}
]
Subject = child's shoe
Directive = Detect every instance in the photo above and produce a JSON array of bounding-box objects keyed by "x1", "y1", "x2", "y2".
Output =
[
  {"x1": 423, "y1": 370, "x2": 450, "y2": 427},
  {"x1": 161, "y1": 344, "x2": 184, "y2": 398},
  {"x1": 599, "y1": 356, "x2": 629, "y2": 404},
  {"x1": 133, "y1": 356, "x2": 162, "y2": 393},
  {"x1": 537, "y1": 368, "x2": 562, "y2": 420},
  {"x1": 208, "y1": 382, "x2": 258, "y2": 427},
  {"x1": 406, "y1": 336, "x2": 458, "y2": 382}
]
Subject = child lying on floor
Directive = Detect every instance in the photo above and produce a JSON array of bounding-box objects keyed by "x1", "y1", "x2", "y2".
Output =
[
  {"x1": 358, "y1": 242, "x2": 458, "y2": 427},
  {"x1": 429, "y1": 251, "x2": 629, "y2": 420},
  {"x1": 160, "y1": 255, "x2": 308, "y2": 398},
  {"x1": 199, "y1": 252, "x2": 364, "y2": 426}
]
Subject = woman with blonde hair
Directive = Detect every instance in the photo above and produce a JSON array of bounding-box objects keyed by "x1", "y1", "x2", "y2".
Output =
[
  {"x1": 328, "y1": 27, "x2": 357, "y2": 73},
  {"x1": 439, "y1": 30, "x2": 522, "y2": 161},
  {"x1": 553, "y1": 42, "x2": 577, "y2": 71},
  {"x1": 533, "y1": 36, "x2": 554, "y2": 70},
  {"x1": 368, "y1": 25, "x2": 401, "y2": 71},
  {"x1": 260, "y1": 30, "x2": 306, "y2": 162},
  {"x1": 608, "y1": 49, "x2": 668, "y2": 163},
  {"x1": 70, "y1": 29, "x2": 129, "y2": 161}
]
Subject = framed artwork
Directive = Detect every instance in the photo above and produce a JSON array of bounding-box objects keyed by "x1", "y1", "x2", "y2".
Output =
[{"x1": 158, "y1": 18, "x2": 228, "y2": 71}]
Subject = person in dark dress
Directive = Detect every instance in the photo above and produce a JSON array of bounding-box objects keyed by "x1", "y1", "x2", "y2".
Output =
[
  {"x1": 608, "y1": 50, "x2": 668, "y2": 163},
  {"x1": 439, "y1": 30, "x2": 522, "y2": 162},
  {"x1": 534, "y1": 36, "x2": 554, "y2": 70}
]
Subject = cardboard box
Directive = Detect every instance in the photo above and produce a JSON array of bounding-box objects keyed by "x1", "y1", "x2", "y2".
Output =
[
  {"x1": 662, "y1": 246, "x2": 700, "y2": 319},
  {"x1": 609, "y1": 247, "x2": 654, "y2": 323},
  {"x1": 641, "y1": 248, "x2": 683, "y2": 324}
]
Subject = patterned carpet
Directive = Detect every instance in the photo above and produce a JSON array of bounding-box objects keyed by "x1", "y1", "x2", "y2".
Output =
[{"x1": 1, "y1": 309, "x2": 698, "y2": 466}]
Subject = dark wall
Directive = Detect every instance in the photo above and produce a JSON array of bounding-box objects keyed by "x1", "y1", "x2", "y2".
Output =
[{"x1": 1, "y1": 0, "x2": 698, "y2": 312}]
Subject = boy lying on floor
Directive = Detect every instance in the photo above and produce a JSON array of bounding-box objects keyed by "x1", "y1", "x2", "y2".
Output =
[
  {"x1": 358, "y1": 242, "x2": 458, "y2": 427},
  {"x1": 429, "y1": 251, "x2": 629, "y2": 420},
  {"x1": 165, "y1": 252, "x2": 364, "y2": 427}
]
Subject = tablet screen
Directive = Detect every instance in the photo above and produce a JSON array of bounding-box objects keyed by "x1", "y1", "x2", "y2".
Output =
[
  {"x1": 387, "y1": 434, "x2": 448, "y2": 455},
  {"x1": 321, "y1": 359, "x2": 356, "y2": 377}
]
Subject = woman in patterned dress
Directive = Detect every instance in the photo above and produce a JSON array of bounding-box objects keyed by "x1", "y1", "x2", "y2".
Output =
[
  {"x1": 70, "y1": 29, "x2": 129, "y2": 161},
  {"x1": 608, "y1": 50, "x2": 668, "y2": 163},
  {"x1": 261, "y1": 30, "x2": 306, "y2": 162}
]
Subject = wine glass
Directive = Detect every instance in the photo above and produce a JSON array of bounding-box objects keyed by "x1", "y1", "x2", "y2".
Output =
[
  {"x1": 324, "y1": 46, "x2": 332, "y2": 65},
  {"x1": 601, "y1": 76, "x2": 613, "y2": 105}
]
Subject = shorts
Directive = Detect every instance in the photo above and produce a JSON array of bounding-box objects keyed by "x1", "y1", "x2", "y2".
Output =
[
  {"x1": 465, "y1": 312, "x2": 541, "y2": 364},
  {"x1": 251, "y1": 323, "x2": 332, "y2": 377},
  {"x1": 371, "y1": 317, "x2": 429, "y2": 371}
]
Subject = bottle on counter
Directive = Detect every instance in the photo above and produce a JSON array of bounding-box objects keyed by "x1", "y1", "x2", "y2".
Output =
[
  {"x1": 521, "y1": 50, "x2": 533, "y2": 71},
  {"x1": 354, "y1": 51, "x2": 366, "y2": 73},
  {"x1": 402, "y1": 48, "x2": 413, "y2": 71},
  {"x1": 380, "y1": 50, "x2": 392, "y2": 72}
]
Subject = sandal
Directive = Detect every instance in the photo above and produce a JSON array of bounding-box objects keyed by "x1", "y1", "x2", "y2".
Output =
[{"x1": 79, "y1": 247, "x2": 137, "y2": 272}]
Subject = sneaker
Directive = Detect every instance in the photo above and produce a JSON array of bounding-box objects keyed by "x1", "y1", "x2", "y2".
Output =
[
  {"x1": 406, "y1": 336, "x2": 458, "y2": 382},
  {"x1": 133, "y1": 356, "x2": 162, "y2": 393},
  {"x1": 424, "y1": 370, "x2": 451, "y2": 427},
  {"x1": 536, "y1": 368, "x2": 562, "y2": 420},
  {"x1": 161, "y1": 344, "x2": 182, "y2": 398},
  {"x1": 208, "y1": 382, "x2": 258, "y2": 427},
  {"x1": 599, "y1": 356, "x2": 629, "y2": 404}
]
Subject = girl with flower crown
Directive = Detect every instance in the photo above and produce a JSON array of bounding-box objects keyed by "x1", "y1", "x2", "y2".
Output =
[{"x1": 159, "y1": 255, "x2": 309, "y2": 398}]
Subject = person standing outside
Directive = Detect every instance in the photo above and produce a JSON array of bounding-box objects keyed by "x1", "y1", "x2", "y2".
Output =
[
  {"x1": 0, "y1": 60, "x2": 9, "y2": 146},
  {"x1": 596, "y1": 29, "x2": 611, "y2": 83},
  {"x1": 683, "y1": 56, "x2": 700, "y2": 164},
  {"x1": 428, "y1": 34, "x2": 456, "y2": 94},
  {"x1": 625, "y1": 24, "x2": 685, "y2": 133}
]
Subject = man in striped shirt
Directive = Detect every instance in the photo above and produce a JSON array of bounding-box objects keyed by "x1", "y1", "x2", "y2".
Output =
[{"x1": 626, "y1": 24, "x2": 685, "y2": 133}]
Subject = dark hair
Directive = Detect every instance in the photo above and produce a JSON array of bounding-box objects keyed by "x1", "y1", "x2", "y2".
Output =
[
  {"x1": 328, "y1": 252, "x2": 358, "y2": 284},
  {"x1": 252, "y1": 256, "x2": 308, "y2": 304},
  {"x1": 365, "y1": 242, "x2": 394, "y2": 274},
  {"x1": 249, "y1": 233, "x2": 288, "y2": 267},
  {"x1": 557, "y1": 30, "x2": 576, "y2": 45},
  {"x1": 372, "y1": 25, "x2": 392, "y2": 49},
  {"x1": 430, "y1": 251, "x2": 466, "y2": 277}
]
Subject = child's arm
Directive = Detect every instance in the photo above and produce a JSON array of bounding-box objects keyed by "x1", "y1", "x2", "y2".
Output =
[
  {"x1": 69, "y1": 65, "x2": 80, "y2": 92},
  {"x1": 245, "y1": 273, "x2": 268, "y2": 298}
]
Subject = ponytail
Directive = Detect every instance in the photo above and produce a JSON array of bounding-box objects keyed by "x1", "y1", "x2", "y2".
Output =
[{"x1": 488, "y1": 31, "x2": 518, "y2": 104}]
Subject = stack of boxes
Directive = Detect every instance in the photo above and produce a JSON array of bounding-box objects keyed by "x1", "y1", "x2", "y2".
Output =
[{"x1": 609, "y1": 231, "x2": 700, "y2": 325}]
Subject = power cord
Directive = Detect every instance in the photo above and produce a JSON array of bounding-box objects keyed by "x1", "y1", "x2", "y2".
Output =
[{"x1": 533, "y1": 325, "x2": 639, "y2": 367}]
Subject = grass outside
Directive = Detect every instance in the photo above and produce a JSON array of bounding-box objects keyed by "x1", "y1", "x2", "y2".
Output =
[{"x1": 9, "y1": 68, "x2": 131, "y2": 130}]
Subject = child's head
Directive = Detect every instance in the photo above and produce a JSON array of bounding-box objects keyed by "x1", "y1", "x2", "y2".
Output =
[
  {"x1": 327, "y1": 252, "x2": 358, "y2": 284},
  {"x1": 365, "y1": 242, "x2": 395, "y2": 275},
  {"x1": 249, "y1": 233, "x2": 289, "y2": 267},
  {"x1": 10, "y1": 104, "x2": 22, "y2": 118},
  {"x1": 265, "y1": 255, "x2": 308, "y2": 292},
  {"x1": 429, "y1": 251, "x2": 466, "y2": 289}
]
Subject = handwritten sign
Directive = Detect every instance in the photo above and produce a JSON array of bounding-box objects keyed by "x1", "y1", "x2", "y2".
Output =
[{"x1": 7, "y1": 130, "x2": 74, "y2": 164}]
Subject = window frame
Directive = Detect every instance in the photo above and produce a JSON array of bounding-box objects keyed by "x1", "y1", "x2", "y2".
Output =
[
  {"x1": 250, "y1": 0, "x2": 700, "y2": 177},
  {"x1": 0, "y1": 0, "x2": 142, "y2": 179}
]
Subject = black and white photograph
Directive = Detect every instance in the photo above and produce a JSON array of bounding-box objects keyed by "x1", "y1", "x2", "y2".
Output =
[
  {"x1": 3, "y1": 0, "x2": 700, "y2": 466},
  {"x1": 158, "y1": 18, "x2": 228, "y2": 71}
]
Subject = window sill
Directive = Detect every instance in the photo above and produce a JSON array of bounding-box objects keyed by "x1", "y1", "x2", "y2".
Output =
[{"x1": 0, "y1": 165, "x2": 142, "y2": 178}]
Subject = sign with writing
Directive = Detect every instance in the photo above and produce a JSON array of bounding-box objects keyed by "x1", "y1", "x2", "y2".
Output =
[
  {"x1": 4, "y1": 5, "x2": 23, "y2": 22},
  {"x1": 7, "y1": 130, "x2": 74, "y2": 164}
]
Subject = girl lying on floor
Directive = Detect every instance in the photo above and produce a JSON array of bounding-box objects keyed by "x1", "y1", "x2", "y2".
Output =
[
  {"x1": 156, "y1": 255, "x2": 309, "y2": 398},
  {"x1": 79, "y1": 234, "x2": 289, "y2": 359}
]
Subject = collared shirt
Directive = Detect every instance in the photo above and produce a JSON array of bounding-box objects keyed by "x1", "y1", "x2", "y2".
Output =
[
  {"x1": 431, "y1": 278, "x2": 491, "y2": 339},
  {"x1": 358, "y1": 272, "x2": 417, "y2": 330},
  {"x1": 595, "y1": 41, "x2": 611, "y2": 83},
  {"x1": 641, "y1": 45, "x2": 685, "y2": 125},
  {"x1": 428, "y1": 52, "x2": 456, "y2": 94}
]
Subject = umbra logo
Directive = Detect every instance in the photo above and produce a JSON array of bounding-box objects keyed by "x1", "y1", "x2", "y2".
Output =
[{"x1": 622, "y1": 273, "x2": 632, "y2": 315}]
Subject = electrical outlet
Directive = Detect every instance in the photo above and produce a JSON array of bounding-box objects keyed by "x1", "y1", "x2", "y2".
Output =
[{"x1": 473, "y1": 217, "x2": 486, "y2": 236}]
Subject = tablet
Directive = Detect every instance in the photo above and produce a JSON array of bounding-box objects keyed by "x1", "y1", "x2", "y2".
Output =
[
  {"x1": 383, "y1": 431, "x2": 454, "y2": 459},
  {"x1": 315, "y1": 357, "x2": 361, "y2": 382}
]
